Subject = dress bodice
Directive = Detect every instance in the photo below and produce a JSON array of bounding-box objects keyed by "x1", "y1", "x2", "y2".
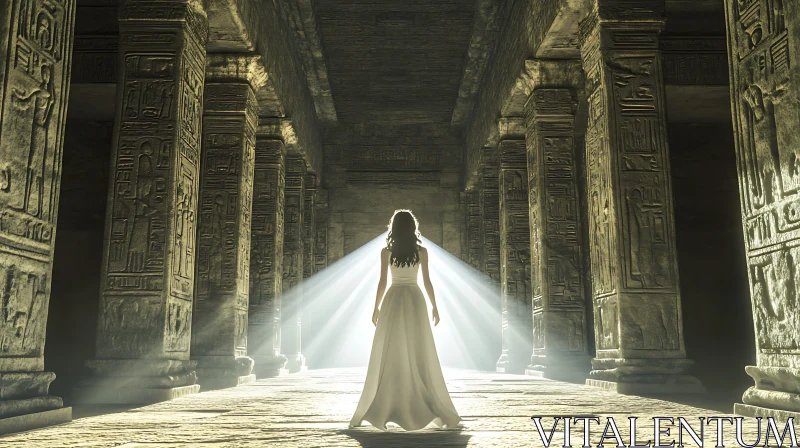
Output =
[{"x1": 389, "y1": 262, "x2": 419, "y2": 285}]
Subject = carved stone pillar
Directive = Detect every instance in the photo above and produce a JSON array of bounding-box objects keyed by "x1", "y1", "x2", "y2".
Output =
[
  {"x1": 723, "y1": 0, "x2": 800, "y2": 418},
  {"x1": 191, "y1": 54, "x2": 265, "y2": 390},
  {"x1": 281, "y1": 155, "x2": 306, "y2": 373},
  {"x1": 0, "y1": 0, "x2": 76, "y2": 431},
  {"x1": 465, "y1": 189, "x2": 484, "y2": 271},
  {"x1": 314, "y1": 189, "x2": 329, "y2": 274},
  {"x1": 524, "y1": 81, "x2": 591, "y2": 381},
  {"x1": 579, "y1": 0, "x2": 703, "y2": 394},
  {"x1": 303, "y1": 174, "x2": 317, "y2": 281},
  {"x1": 248, "y1": 119, "x2": 287, "y2": 378},
  {"x1": 480, "y1": 147, "x2": 500, "y2": 283},
  {"x1": 76, "y1": 0, "x2": 207, "y2": 404},
  {"x1": 496, "y1": 121, "x2": 532, "y2": 374}
]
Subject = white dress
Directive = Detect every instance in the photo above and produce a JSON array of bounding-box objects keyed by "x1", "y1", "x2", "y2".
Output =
[{"x1": 349, "y1": 261, "x2": 461, "y2": 431}]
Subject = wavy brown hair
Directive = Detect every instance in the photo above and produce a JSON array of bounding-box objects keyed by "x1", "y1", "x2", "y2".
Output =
[{"x1": 386, "y1": 210, "x2": 421, "y2": 267}]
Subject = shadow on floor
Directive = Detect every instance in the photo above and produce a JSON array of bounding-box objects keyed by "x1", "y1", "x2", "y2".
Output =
[
  {"x1": 339, "y1": 428, "x2": 471, "y2": 448},
  {"x1": 71, "y1": 404, "x2": 144, "y2": 420},
  {"x1": 639, "y1": 389, "x2": 744, "y2": 414}
]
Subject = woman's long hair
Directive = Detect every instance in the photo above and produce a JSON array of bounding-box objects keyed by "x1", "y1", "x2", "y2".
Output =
[{"x1": 386, "y1": 210, "x2": 421, "y2": 267}]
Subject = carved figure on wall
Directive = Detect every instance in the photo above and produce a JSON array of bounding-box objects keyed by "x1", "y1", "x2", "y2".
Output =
[
  {"x1": 128, "y1": 142, "x2": 156, "y2": 272},
  {"x1": 626, "y1": 185, "x2": 667, "y2": 288},
  {"x1": 174, "y1": 178, "x2": 195, "y2": 278},
  {"x1": 743, "y1": 84, "x2": 783, "y2": 209},
  {"x1": 9, "y1": 64, "x2": 55, "y2": 218}
]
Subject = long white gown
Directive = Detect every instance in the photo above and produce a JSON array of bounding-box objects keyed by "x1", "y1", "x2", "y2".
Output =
[{"x1": 349, "y1": 261, "x2": 461, "y2": 431}]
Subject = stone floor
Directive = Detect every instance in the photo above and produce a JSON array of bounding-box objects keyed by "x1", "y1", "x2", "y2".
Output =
[{"x1": 2, "y1": 368, "x2": 752, "y2": 447}]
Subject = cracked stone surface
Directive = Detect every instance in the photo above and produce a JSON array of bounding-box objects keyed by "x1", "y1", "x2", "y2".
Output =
[{"x1": 2, "y1": 368, "x2": 755, "y2": 447}]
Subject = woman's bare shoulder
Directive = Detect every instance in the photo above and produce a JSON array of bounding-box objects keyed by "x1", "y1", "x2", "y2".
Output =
[{"x1": 418, "y1": 246, "x2": 428, "y2": 256}]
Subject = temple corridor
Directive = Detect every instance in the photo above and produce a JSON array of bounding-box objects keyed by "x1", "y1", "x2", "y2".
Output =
[{"x1": 1, "y1": 0, "x2": 800, "y2": 440}]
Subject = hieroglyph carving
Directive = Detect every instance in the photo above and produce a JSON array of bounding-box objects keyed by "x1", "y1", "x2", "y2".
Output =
[
  {"x1": 314, "y1": 189, "x2": 328, "y2": 274},
  {"x1": 248, "y1": 137, "x2": 285, "y2": 360},
  {"x1": 580, "y1": 7, "x2": 685, "y2": 360},
  {"x1": 281, "y1": 156, "x2": 304, "y2": 357},
  {"x1": 480, "y1": 148, "x2": 501, "y2": 283},
  {"x1": 97, "y1": 0, "x2": 207, "y2": 359},
  {"x1": 302, "y1": 174, "x2": 316, "y2": 280},
  {"x1": 497, "y1": 139, "x2": 532, "y2": 372},
  {"x1": 724, "y1": 0, "x2": 800, "y2": 365},
  {"x1": 525, "y1": 88, "x2": 589, "y2": 356},
  {"x1": 193, "y1": 82, "x2": 257, "y2": 358},
  {"x1": 0, "y1": 0, "x2": 75, "y2": 369},
  {"x1": 465, "y1": 189, "x2": 483, "y2": 271}
]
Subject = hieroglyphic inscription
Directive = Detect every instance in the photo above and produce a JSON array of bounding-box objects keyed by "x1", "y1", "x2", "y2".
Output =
[
  {"x1": 497, "y1": 139, "x2": 531, "y2": 372},
  {"x1": 0, "y1": 0, "x2": 76, "y2": 363},
  {"x1": 302, "y1": 174, "x2": 316, "y2": 280},
  {"x1": 525, "y1": 87, "x2": 588, "y2": 357},
  {"x1": 192, "y1": 81, "x2": 256, "y2": 359},
  {"x1": 314, "y1": 189, "x2": 328, "y2": 274},
  {"x1": 725, "y1": 0, "x2": 800, "y2": 369},
  {"x1": 480, "y1": 148, "x2": 501, "y2": 283},
  {"x1": 249, "y1": 137, "x2": 285, "y2": 361},
  {"x1": 281, "y1": 155, "x2": 304, "y2": 358},
  {"x1": 464, "y1": 189, "x2": 483, "y2": 271},
  {"x1": 580, "y1": 6, "x2": 685, "y2": 359},
  {"x1": 97, "y1": 1, "x2": 207, "y2": 359},
  {"x1": 660, "y1": 37, "x2": 728, "y2": 85}
]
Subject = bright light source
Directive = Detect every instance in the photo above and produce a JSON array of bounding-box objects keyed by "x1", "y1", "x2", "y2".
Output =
[{"x1": 275, "y1": 233, "x2": 502, "y2": 371}]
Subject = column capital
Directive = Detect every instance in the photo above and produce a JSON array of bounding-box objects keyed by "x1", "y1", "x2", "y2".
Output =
[
  {"x1": 206, "y1": 53, "x2": 269, "y2": 92},
  {"x1": 256, "y1": 117, "x2": 296, "y2": 144},
  {"x1": 119, "y1": 0, "x2": 208, "y2": 44},
  {"x1": 579, "y1": 0, "x2": 665, "y2": 49},
  {"x1": 498, "y1": 117, "x2": 526, "y2": 142},
  {"x1": 526, "y1": 88, "x2": 578, "y2": 119}
]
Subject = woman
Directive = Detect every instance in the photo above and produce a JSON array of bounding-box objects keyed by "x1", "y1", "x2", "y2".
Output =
[{"x1": 349, "y1": 210, "x2": 461, "y2": 431}]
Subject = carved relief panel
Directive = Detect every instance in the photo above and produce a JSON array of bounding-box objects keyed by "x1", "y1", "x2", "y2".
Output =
[
  {"x1": 249, "y1": 138, "x2": 285, "y2": 359},
  {"x1": 97, "y1": 0, "x2": 207, "y2": 359},
  {"x1": 525, "y1": 87, "x2": 589, "y2": 357},
  {"x1": 580, "y1": 6, "x2": 685, "y2": 360},
  {"x1": 193, "y1": 81, "x2": 257, "y2": 358},
  {"x1": 0, "y1": 0, "x2": 76, "y2": 364},
  {"x1": 724, "y1": 0, "x2": 800, "y2": 367},
  {"x1": 480, "y1": 148, "x2": 501, "y2": 283}
]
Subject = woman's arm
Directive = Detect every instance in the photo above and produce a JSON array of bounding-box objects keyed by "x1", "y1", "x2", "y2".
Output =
[
  {"x1": 372, "y1": 248, "x2": 390, "y2": 326},
  {"x1": 420, "y1": 247, "x2": 440, "y2": 326}
]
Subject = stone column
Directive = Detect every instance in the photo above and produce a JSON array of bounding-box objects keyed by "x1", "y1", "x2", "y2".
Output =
[
  {"x1": 480, "y1": 147, "x2": 501, "y2": 283},
  {"x1": 495, "y1": 122, "x2": 532, "y2": 374},
  {"x1": 281, "y1": 155, "x2": 306, "y2": 373},
  {"x1": 77, "y1": 0, "x2": 207, "y2": 404},
  {"x1": 190, "y1": 54, "x2": 265, "y2": 390},
  {"x1": 524, "y1": 82, "x2": 592, "y2": 381},
  {"x1": 0, "y1": 0, "x2": 76, "y2": 431},
  {"x1": 579, "y1": 0, "x2": 703, "y2": 394},
  {"x1": 314, "y1": 189, "x2": 329, "y2": 274},
  {"x1": 303, "y1": 173, "x2": 317, "y2": 281},
  {"x1": 464, "y1": 189, "x2": 483, "y2": 271},
  {"x1": 248, "y1": 119, "x2": 287, "y2": 378},
  {"x1": 723, "y1": 0, "x2": 800, "y2": 418}
]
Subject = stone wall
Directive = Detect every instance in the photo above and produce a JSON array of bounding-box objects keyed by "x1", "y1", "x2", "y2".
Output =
[{"x1": 324, "y1": 123, "x2": 463, "y2": 261}]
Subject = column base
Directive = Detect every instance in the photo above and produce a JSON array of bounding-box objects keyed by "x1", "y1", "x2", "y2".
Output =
[
  {"x1": 195, "y1": 356, "x2": 255, "y2": 390},
  {"x1": 252, "y1": 354, "x2": 288, "y2": 378},
  {"x1": 586, "y1": 377, "x2": 705, "y2": 394},
  {"x1": 526, "y1": 354, "x2": 591, "y2": 382},
  {"x1": 734, "y1": 403, "x2": 800, "y2": 420},
  {"x1": 73, "y1": 384, "x2": 200, "y2": 405},
  {"x1": 283, "y1": 354, "x2": 307, "y2": 374},
  {"x1": 496, "y1": 353, "x2": 527, "y2": 374},
  {"x1": 587, "y1": 357, "x2": 705, "y2": 394},
  {"x1": 74, "y1": 359, "x2": 199, "y2": 404},
  {"x1": 199, "y1": 375, "x2": 256, "y2": 391},
  {"x1": 0, "y1": 406, "x2": 72, "y2": 435}
]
